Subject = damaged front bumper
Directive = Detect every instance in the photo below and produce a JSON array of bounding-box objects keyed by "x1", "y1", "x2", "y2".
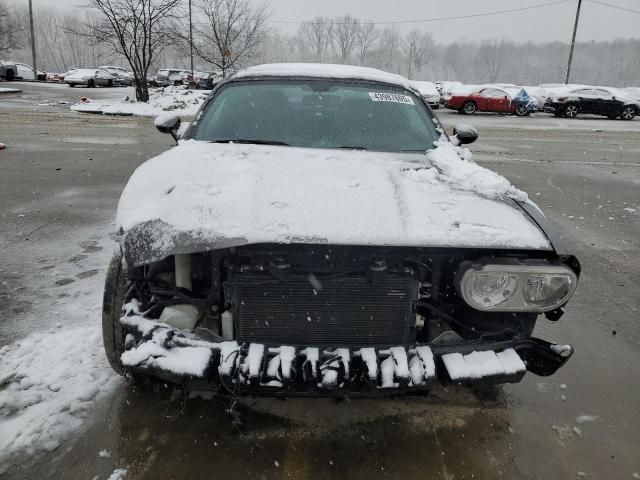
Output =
[{"x1": 119, "y1": 316, "x2": 574, "y2": 396}]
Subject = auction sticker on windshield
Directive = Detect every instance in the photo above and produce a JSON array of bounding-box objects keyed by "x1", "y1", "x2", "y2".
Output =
[{"x1": 368, "y1": 92, "x2": 415, "y2": 105}]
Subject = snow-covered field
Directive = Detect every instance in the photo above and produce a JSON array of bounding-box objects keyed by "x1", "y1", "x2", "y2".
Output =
[{"x1": 70, "y1": 86, "x2": 209, "y2": 117}]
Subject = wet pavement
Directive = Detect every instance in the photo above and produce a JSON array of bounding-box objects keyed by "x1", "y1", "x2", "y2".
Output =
[{"x1": 1, "y1": 86, "x2": 639, "y2": 479}]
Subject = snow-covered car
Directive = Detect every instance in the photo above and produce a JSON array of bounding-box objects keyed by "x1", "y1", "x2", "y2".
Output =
[
  {"x1": 150, "y1": 68, "x2": 191, "y2": 87},
  {"x1": 58, "y1": 68, "x2": 77, "y2": 82},
  {"x1": 412, "y1": 80, "x2": 441, "y2": 109},
  {"x1": 544, "y1": 86, "x2": 639, "y2": 120},
  {"x1": 193, "y1": 70, "x2": 223, "y2": 90},
  {"x1": 104, "y1": 63, "x2": 580, "y2": 399},
  {"x1": 445, "y1": 86, "x2": 537, "y2": 116},
  {"x1": 65, "y1": 68, "x2": 116, "y2": 88},
  {"x1": 522, "y1": 86, "x2": 548, "y2": 111},
  {"x1": 99, "y1": 65, "x2": 134, "y2": 86}
]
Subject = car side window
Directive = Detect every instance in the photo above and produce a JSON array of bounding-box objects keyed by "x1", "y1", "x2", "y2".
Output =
[
  {"x1": 484, "y1": 89, "x2": 507, "y2": 98},
  {"x1": 594, "y1": 89, "x2": 611, "y2": 97}
]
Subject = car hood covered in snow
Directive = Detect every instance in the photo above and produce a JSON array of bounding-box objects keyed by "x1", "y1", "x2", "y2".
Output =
[{"x1": 116, "y1": 140, "x2": 551, "y2": 265}]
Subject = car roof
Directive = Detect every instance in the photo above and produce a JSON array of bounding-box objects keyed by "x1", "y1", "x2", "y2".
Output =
[{"x1": 232, "y1": 63, "x2": 414, "y2": 90}]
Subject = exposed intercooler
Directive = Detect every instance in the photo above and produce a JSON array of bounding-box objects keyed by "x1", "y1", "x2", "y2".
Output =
[{"x1": 234, "y1": 271, "x2": 417, "y2": 347}]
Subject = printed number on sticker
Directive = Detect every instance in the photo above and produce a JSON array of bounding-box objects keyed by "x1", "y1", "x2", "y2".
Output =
[{"x1": 368, "y1": 92, "x2": 415, "y2": 105}]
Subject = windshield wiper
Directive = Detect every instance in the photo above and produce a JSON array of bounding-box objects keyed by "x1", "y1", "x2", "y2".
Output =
[{"x1": 209, "y1": 139, "x2": 289, "y2": 146}]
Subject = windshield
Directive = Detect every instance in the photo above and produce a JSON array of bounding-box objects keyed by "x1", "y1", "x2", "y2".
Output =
[{"x1": 189, "y1": 80, "x2": 440, "y2": 152}]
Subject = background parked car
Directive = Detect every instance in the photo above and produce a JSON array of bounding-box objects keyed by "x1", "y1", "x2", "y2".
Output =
[
  {"x1": 99, "y1": 65, "x2": 134, "y2": 86},
  {"x1": 412, "y1": 80, "x2": 441, "y2": 109},
  {"x1": 1, "y1": 62, "x2": 45, "y2": 81},
  {"x1": 58, "y1": 69, "x2": 77, "y2": 82},
  {"x1": 522, "y1": 86, "x2": 549, "y2": 111},
  {"x1": 16, "y1": 63, "x2": 46, "y2": 81},
  {"x1": 544, "y1": 86, "x2": 639, "y2": 120},
  {"x1": 150, "y1": 68, "x2": 191, "y2": 87},
  {"x1": 193, "y1": 70, "x2": 223, "y2": 89},
  {"x1": 65, "y1": 68, "x2": 116, "y2": 88},
  {"x1": 446, "y1": 86, "x2": 537, "y2": 116},
  {"x1": 0, "y1": 61, "x2": 17, "y2": 81}
]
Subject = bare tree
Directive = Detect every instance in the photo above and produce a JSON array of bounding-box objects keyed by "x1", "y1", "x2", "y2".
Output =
[
  {"x1": 331, "y1": 14, "x2": 359, "y2": 63},
  {"x1": 378, "y1": 28, "x2": 400, "y2": 72},
  {"x1": 403, "y1": 29, "x2": 434, "y2": 78},
  {"x1": 0, "y1": 0, "x2": 22, "y2": 53},
  {"x1": 180, "y1": 0, "x2": 268, "y2": 78},
  {"x1": 299, "y1": 17, "x2": 331, "y2": 62},
  {"x1": 86, "y1": 0, "x2": 180, "y2": 102},
  {"x1": 356, "y1": 22, "x2": 378, "y2": 65},
  {"x1": 478, "y1": 39, "x2": 506, "y2": 83}
]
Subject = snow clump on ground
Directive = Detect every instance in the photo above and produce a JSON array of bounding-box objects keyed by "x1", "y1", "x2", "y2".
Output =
[{"x1": 70, "y1": 86, "x2": 208, "y2": 118}]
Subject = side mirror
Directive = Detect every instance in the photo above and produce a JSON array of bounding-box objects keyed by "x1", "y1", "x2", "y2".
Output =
[
  {"x1": 452, "y1": 124, "x2": 479, "y2": 145},
  {"x1": 154, "y1": 114, "x2": 181, "y2": 142}
]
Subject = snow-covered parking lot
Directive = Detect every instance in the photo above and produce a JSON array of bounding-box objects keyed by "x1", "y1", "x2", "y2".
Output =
[{"x1": 1, "y1": 82, "x2": 639, "y2": 479}]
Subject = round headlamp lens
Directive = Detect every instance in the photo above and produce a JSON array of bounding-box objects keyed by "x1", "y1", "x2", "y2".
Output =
[
  {"x1": 468, "y1": 272, "x2": 519, "y2": 308},
  {"x1": 523, "y1": 274, "x2": 574, "y2": 308}
]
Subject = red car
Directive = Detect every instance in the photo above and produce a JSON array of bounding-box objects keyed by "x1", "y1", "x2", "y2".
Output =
[{"x1": 445, "y1": 86, "x2": 536, "y2": 116}]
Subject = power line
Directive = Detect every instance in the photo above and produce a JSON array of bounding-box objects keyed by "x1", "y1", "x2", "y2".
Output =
[
  {"x1": 270, "y1": 0, "x2": 571, "y2": 25},
  {"x1": 586, "y1": 0, "x2": 640, "y2": 14}
]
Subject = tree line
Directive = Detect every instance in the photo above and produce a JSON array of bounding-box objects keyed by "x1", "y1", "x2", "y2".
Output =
[{"x1": 2, "y1": 0, "x2": 639, "y2": 102}]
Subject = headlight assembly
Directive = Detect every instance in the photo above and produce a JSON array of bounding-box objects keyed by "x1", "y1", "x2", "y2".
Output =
[{"x1": 456, "y1": 260, "x2": 578, "y2": 312}]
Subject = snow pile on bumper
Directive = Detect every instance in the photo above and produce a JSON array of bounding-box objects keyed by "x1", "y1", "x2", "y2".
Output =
[
  {"x1": 118, "y1": 316, "x2": 556, "y2": 394},
  {"x1": 442, "y1": 349, "x2": 526, "y2": 381},
  {"x1": 121, "y1": 341, "x2": 212, "y2": 377}
]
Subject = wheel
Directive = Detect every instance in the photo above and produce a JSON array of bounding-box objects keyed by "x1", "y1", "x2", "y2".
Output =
[
  {"x1": 462, "y1": 100, "x2": 477, "y2": 115},
  {"x1": 621, "y1": 106, "x2": 636, "y2": 121},
  {"x1": 431, "y1": 104, "x2": 440, "y2": 110},
  {"x1": 88, "y1": 79, "x2": 96, "y2": 88},
  {"x1": 564, "y1": 104, "x2": 579, "y2": 118},
  {"x1": 515, "y1": 104, "x2": 529, "y2": 116},
  {"x1": 68, "y1": 83, "x2": 75, "y2": 88},
  {"x1": 5, "y1": 69, "x2": 15, "y2": 81},
  {"x1": 102, "y1": 252, "x2": 127, "y2": 375},
  {"x1": 107, "y1": 79, "x2": 113, "y2": 88}
]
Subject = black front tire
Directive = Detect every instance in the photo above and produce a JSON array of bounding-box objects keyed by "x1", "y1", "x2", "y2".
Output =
[
  {"x1": 5, "y1": 69, "x2": 15, "y2": 81},
  {"x1": 88, "y1": 79, "x2": 96, "y2": 88},
  {"x1": 102, "y1": 252, "x2": 127, "y2": 375},
  {"x1": 564, "y1": 104, "x2": 579, "y2": 118},
  {"x1": 515, "y1": 104, "x2": 529, "y2": 116},
  {"x1": 621, "y1": 106, "x2": 636, "y2": 121}
]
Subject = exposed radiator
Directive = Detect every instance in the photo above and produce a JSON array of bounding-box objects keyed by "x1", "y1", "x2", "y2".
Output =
[{"x1": 235, "y1": 272, "x2": 416, "y2": 347}]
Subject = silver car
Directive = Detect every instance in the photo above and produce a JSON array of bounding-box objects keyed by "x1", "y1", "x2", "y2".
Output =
[{"x1": 65, "y1": 68, "x2": 116, "y2": 88}]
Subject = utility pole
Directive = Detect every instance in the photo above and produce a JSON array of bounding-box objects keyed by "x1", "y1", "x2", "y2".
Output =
[
  {"x1": 565, "y1": 0, "x2": 582, "y2": 84},
  {"x1": 188, "y1": 0, "x2": 194, "y2": 76},
  {"x1": 28, "y1": 0, "x2": 37, "y2": 76}
]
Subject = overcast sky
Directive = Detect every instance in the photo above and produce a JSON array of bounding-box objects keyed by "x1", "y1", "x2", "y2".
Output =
[{"x1": 33, "y1": 0, "x2": 640, "y2": 44}]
